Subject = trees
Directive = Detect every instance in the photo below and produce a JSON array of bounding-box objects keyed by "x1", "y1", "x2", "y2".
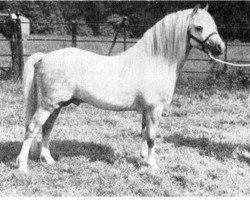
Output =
[
  {"x1": 209, "y1": 1, "x2": 249, "y2": 41},
  {"x1": 0, "y1": 1, "x2": 249, "y2": 41}
]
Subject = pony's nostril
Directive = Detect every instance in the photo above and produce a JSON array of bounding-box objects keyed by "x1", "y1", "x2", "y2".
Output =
[
  {"x1": 215, "y1": 44, "x2": 224, "y2": 55},
  {"x1": 217, "y1": 44, "x2": 221, "y2": 52}
]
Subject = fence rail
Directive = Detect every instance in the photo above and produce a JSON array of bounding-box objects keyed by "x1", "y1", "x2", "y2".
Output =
[{"x1": 1, "y1": 19, "x2": 250, "y2": 78}]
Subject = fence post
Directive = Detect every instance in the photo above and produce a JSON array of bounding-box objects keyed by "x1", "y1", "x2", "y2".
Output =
[
  {"x1": 16, "y1": 17, "x2": 24, "y2": 79},
  {"x1": 8, "y1": 10, "x2": 18, "y2": 77},
  {"x1": 71, "y1": 21, "x2": 77, "y2": 47},
  {"x1": 223, "y1": 26, "x2": 228, "y2": 73},
  {"x1": 108, "y1": 16, "x2": 128, "y2": 56},
  {"x1": 123, "y1": 16, "x2": 128, "y2": 51},
  {"x1": 10, "y1": 22, "x2": 18, "y2": 78}
]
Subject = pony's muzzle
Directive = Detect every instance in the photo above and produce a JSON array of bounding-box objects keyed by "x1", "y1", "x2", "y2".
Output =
[
  {"x1": 205, "y1": 41, "x2": 225, "y2": 56},
  {"x1": 216, "y1": 43, "x2": 225, "y2": 55},
  {"x1": 213, "y1": 44, "x2": 224, "y2": 56}
]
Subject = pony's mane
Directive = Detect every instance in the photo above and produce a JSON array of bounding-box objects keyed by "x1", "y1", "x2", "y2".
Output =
[{"x1": 124, "y1": 9, "x2": 192, "y2": 66}]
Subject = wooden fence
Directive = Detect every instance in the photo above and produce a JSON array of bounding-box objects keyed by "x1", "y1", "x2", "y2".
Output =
[
  {"x1": 0, "y1": 15, "x2": 24, "y2": 78},
  {"x1": 1, "y1": 16, "x2": 250, "y2": 78}
]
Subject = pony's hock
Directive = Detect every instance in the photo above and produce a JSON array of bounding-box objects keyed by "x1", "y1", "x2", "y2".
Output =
[{"x1": 17, "y1": 5, "x2": 225, "y2": 171}]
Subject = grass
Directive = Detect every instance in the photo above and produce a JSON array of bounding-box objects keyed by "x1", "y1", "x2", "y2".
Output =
[
  {"x1": 1, "y1": 34, "x2": 250, "y2": 196},
  {"x1": 1, "y1": 80, "x2": 250, "y2": 196}
]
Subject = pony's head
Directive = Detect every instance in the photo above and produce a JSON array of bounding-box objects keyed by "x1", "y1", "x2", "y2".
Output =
[{"x1": 188, "y1": 4, "x2": 225, "y2": 56}]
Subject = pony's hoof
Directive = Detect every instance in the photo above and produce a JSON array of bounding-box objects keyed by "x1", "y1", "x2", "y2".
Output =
[
  {"x1": 16, "y1": 161, "x2": 28, "y2": 172},
  {"x1": 16, "y1": 157, "x2": 28, "y2": 172},
  {"x1": 17, "y1": 166, "x2": 29, "y2": 173},
  {"x1": 47, "y1": 159, "x2": 56, "y2": 165},
  {"x1": 147, "y1": 161, "x2": 161, "y2": 171},
  {"x1": 140, "y1": 162, "x2": 161, "y2": 171},
  {"x1": 40, "y1": 154, "x2": 56, "y2": 165}
]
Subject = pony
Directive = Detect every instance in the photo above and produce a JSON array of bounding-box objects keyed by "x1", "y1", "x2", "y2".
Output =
[{"x1": 16, "y1": 5, "x2": 225, "y2": 171}]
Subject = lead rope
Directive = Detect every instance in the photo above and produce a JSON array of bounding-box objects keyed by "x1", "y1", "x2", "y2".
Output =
[
  {"x1": 207, "y1": 53, "x2": 250, "y2": 111},
  {"x1": 208, "y1": 53, "x2": 250, "y2": 67}
]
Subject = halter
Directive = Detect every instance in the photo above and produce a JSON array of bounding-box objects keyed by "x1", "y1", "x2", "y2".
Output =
[
  {"x1": 188, "y1": 30, "x2": 250, "y2": 67},
  {"x1": 187, "y1": 30, "x2": 218, "y2": 51}
]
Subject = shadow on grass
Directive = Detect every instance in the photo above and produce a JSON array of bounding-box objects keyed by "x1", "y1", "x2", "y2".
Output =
[
  {"x1": 0, "y1": 140, "x2": 115, "y2": 165},
  {"x1": 163, "y1": 134, "x2": 250, "y2": 162},
  {"x1": 0, "y1": 139, "x2": 145, "y2": 169},
  {"x1": 50, "y1": 140, "x2": 115, "y2": 164},
  {"x1": 51, "y1": 140, "x2": 143, "y2": 168},
  {"x1": 0, "y1": 141, "x2": 22, "y2": 163}
]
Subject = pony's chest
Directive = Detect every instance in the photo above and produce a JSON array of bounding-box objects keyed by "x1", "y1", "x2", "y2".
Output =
[{"x1": 140, "y1": 70, "x2": 177, "y2": 105}]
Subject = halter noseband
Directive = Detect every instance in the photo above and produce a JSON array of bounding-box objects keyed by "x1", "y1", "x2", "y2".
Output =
[{"x1": 188, "y1": 30, "x2": 218, "y2": 51}]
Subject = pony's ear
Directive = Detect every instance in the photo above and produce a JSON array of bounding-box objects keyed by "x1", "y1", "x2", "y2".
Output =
[
  {"x1": 204, "y1": 4, "x2": 209, "y2": 11},
  {"x1": 191, "y1": 4, "x2": 200, "y2": 17}
]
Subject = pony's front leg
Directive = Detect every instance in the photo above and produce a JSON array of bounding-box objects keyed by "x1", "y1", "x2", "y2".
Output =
[
  {"x1": 17, "y1": 107, "x2": 52, "y2": 172},
  {"x1": 143, "y1": 104, "x2": 164, "y2": 170},
  {"x1": 140, "y1": 110, "x2": 148, "y2": 159}
]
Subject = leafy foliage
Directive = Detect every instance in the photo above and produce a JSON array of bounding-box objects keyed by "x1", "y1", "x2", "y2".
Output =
[
  {"x1": 206, "y1": 62, "x2": 250, "y2": 90},
  {"x1": 0, "y1": 1, "x2": 249, "y2": 40}
]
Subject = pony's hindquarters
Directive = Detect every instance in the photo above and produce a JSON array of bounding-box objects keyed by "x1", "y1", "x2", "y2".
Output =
[{"x1": 23, "y1": 52, "x2": 45, "y2": 160}]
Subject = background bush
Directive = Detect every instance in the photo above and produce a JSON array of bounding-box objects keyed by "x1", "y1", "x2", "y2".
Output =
[{"x1": 0, "y1": 1, "x2": 249, "y2": 40}]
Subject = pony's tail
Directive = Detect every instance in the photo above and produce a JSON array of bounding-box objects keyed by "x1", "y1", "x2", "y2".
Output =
[
  {"x1": 23, "y1": 52, "x2": 45, "y2": 126},
  {"x1": 23, "y1": 52, "x2": 45, "y2": 160}
]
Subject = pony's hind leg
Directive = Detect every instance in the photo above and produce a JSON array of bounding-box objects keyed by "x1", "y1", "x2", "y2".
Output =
[
  {"x1": 142, "y1": 104, "x2": 164, "y2": 170},
  {"x1": 40, "y1": 108, "x2": 61, "y2": 165},
  {"x1": 17, "y1": 107, "x2": 53, "y2": 171}
]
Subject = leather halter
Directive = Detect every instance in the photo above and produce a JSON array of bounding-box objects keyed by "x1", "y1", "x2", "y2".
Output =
[{"x1": 187, "y1": 30, "x2": 218, "y2": 51}]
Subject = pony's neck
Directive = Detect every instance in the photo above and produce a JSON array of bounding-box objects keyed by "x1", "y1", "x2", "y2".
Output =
[
  {"x1": 179, "y1": 41, "x2": 193, "y2": 70},
  {"x1": 124, "y1": 9, "x2": 192, "y2": 67}
]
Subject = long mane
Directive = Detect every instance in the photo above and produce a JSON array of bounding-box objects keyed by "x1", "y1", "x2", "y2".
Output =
[{"x1": 122, "y1": 9, "x2": 192, "y2": 68}]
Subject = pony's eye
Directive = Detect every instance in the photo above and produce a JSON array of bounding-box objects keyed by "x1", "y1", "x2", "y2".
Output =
[{"x1": 195, "y1": 26, "x2": 203, "y2": 32}]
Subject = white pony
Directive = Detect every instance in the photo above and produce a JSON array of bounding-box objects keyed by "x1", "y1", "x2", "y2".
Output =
[{"x1": 17, "y1": 5, "x2": 225, "y2": 171}]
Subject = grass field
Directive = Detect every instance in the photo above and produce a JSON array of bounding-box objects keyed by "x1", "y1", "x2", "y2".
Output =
[
  {"x1": 1, "y1": 80, "x2": 250, "y2": 196},
  {"x1": 1, "y1": 34, "x2": 250, "y2": 196}
]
